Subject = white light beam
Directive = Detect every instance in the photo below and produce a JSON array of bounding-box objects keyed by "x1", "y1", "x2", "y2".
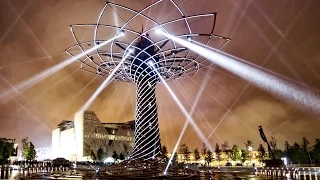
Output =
[
  {"x1": 81, "y1": 53, "x2": 130, "y2": 110},
  {"x1": 0, "y1": 35, "x2": 122, "y2": 101},
  {"x1": 163, "y1": 68, "x2": 211, "y2": 174},
  {"x1": 159, "y1": 31, "x2": 320, "y2": 115},
  {"x1": 151, "y1": 65, "x2": 214, "y2": 155}
]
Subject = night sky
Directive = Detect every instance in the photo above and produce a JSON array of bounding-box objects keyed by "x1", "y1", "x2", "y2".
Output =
[{"x1": 0, "y1": 0, "x2": 320, "y2": 151}]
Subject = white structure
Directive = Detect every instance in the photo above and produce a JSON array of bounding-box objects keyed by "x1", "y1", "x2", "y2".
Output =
[
  {"x1": 35, "y1": 147, "x2": 52, "y2": 161},
  {"x1": 52, "y1": 110, "x2": 134, "y2": 161}
]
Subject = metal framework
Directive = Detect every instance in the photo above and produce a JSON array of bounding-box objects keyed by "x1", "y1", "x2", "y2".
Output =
[{"x1": 66, "y1": 0, "x2": 230, "y2": 161}]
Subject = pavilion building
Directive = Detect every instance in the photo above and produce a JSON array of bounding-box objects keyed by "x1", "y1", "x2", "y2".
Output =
[{"x1": 52, "y1": 110, "x2": 134, "y2": 161}]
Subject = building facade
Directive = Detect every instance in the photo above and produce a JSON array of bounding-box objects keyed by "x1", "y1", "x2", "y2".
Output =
[{"x1": 52, "y1": 110, "x2": 134, "y2": 161}]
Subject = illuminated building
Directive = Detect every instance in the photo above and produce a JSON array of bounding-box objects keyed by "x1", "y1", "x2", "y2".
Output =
[{"x1": 52, "y1": 110, "x2": 134, "y2": 161}]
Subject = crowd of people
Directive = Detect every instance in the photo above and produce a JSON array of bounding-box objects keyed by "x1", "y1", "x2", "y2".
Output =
[
  {"x1": 12, "y1": 160, "x2": 52, "y2": 167},
  {"x1": 11, "y1": 160, "x2": 115, "y2": 168}
]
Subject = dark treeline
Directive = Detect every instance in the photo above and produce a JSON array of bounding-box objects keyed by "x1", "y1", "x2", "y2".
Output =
[
  {"x1": 0, "y1": 139, "x2": 15, "y2": 165},
  {"x1": 160, "y1": 136, "x2": 320, "y2": 165}
]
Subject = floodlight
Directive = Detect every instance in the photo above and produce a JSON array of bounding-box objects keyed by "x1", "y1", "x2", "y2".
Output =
[
  {"x1": 129, "y1": 48, "x2": 135, "y2": 53},
  {"x1": 119, "y1": 30, "x2": 125, "y2": 36},
  {"x1": 155, "y1": 28, "x2": 163, "y2": 34},
  {"x1": 147, "y1": 60, "x2": 154, "y2": 66}
]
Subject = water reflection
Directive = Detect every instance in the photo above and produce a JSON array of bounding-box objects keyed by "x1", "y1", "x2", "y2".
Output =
[{"x1": 9, "y1": 170, "x2": 319, "y2": 179}]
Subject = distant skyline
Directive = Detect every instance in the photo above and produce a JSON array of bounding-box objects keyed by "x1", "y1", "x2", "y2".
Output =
[{"x1": 0, "y1": 0, "x2": 320, "y2": 152}]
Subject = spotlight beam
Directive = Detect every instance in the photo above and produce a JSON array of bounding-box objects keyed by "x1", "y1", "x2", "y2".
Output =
[
  {"x1": 151, "y1": 65, "x2": 214, "y2": 152},
  {"x1": 81, "y1": 53, "x2": 130, "y2": 110},
  {"x1": 0, "y1": 35, "x2": 122, "y2": 101},
  {"x1": 159, "y1": 31, "x2": 320, "y2": 115},
  {"x1": 164, "y1": 68, "x2": 211, "y2": 174}
]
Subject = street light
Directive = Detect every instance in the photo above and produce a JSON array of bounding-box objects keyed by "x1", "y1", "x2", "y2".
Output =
[{"x1": 13, "y1": 143, "x2": 18, "y2": 156}]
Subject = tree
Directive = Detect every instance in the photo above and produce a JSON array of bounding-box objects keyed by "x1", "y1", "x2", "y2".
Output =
[
  {"x1": 244, "y1": 140, "x2": 253, "y2": 150},
  {"x1": 28, "y1": 142, "x2": 36, "y2": 160},
  {"x1": 283, "y1": 141, "x2": 292, "y2": 163},
  {"x1": 184, "y1": 146, "x2": 191, "y2": 162},
  {"x1": 179, "y1": 143, "x2": 191, "y2": 162},
  {"x1": 201, "y1": 143, "x2": 207, "y2": 161},
  {"x1": 90, "y1": 150, "x2": 97, "y2": 161},
  {"x1": 221, "y1": 141, "x2": 229, "y2": 152},
  {"x1": 270, "y1": 136, "x2": 277, "y2": 150},
  {"x1": 206, "y1": 149, "x2": 213, "y2": 166},
  {"x1": 1, "y1": 146, "x2": 9, "y2": 165},
  {"x1": 112, "y1": 151, "x2": 119, "y2": 161},
  {"x1": 194, "y1": 148, "x2": 201, "y2": 162},
  {"x1": 0, "y1": 139, "x2": 14, "y2": 165},
  {"x1": 119, "y1": 153, "x2": 125, "y2": 160},
  {"x1": 221, "y1": 141, "x2": 230, "y2": 161},
  {"x1": 231, "y1": 144, "x2": 242, "y2": 161},
  {"x1": 244, "y1": 140, "x2": 253, "y2": 163},
  {"x1": 257, "y1": 144, "x2": 266, "y2": 162},
  {"x1": 22, "y1": 137, "x2": 36, "y2": 160},
  {"x1": 0, "y1": 140, "x2": 4, "y2": 164},
  {"x1": 312, "y1": 138, "x2": 320, "y2": 163},
  {"x1": 301, "y1": 137, "x2": 311, "y2": 163},
  {"x1": 21, "y1": 137, "x2": 28, "y2": 159},
  {"x1": 269, "y1": 136, "x2": 282, "y2": 159},
  {"x1": 160, "y1": 145, "x2": 168, "y2": 161},
  {"x1": 171, "y1": 153, "x2": 178, "y2": 165},
  {"x1": 215, "y1": 143, "x2": 222, "y2": 163},
  {"x1": 241, "y1": 149, "x2": 248, "y2": 164},
  {"x1": 284, "y1": 138, "x2": 310, "y2": 164},
  {"x1": 284, "y1": 141, "x2": 291, "y2": 155},
  {"x1": 97, "y1": 147, "x2": 104, "y2": 161},
  {"x1": 290, "y1": 142, "x2": 301, "y2": 164}
]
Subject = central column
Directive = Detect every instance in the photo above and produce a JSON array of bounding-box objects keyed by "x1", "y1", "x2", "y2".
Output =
[
  {"x1": 130, "y1": 33, "x2": 161, "y2": 160},
  {"x1": 130, "y1": 74, "x2": 161, "y2": 160}
]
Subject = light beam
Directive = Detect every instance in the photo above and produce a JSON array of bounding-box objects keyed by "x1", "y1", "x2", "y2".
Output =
[
  {"x1": 0, "y1": 35, "x2": 122, "y2": 102},
  {"x1": 158, "y1": 31, "x2": 320, "y2": 115},
  {"x1": 81, "y1": 53, "x2": 131, "y2": 110},
  {"x1": 164, "y1": 68, "x2": 212, "y2": 174},
  {"x1": 151, "y1": 65, "x2": 215, "y2": 159}
]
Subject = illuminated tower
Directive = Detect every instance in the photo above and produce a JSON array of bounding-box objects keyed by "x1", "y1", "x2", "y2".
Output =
[
  {"x1": 129, "y1": 33, "x2": 161, "y2": 159},
  {"x1": 66, "y1": 1, "x2": 230, "y2": 161}
]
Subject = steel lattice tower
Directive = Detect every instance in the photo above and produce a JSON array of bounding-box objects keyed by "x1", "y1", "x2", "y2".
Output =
[{"x1": 66, "y1": 0, "x2": 230, "y2": 160}]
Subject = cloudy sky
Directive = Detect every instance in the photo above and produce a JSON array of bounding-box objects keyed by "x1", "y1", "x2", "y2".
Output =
[{"x1": 0, "y1": 0, "x2": 319, "y2": 151}]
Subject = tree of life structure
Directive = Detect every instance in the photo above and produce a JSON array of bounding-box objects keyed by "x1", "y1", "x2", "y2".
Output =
[{"x1": 66, "y1": 0, "x2": 230, "y2": 161}]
